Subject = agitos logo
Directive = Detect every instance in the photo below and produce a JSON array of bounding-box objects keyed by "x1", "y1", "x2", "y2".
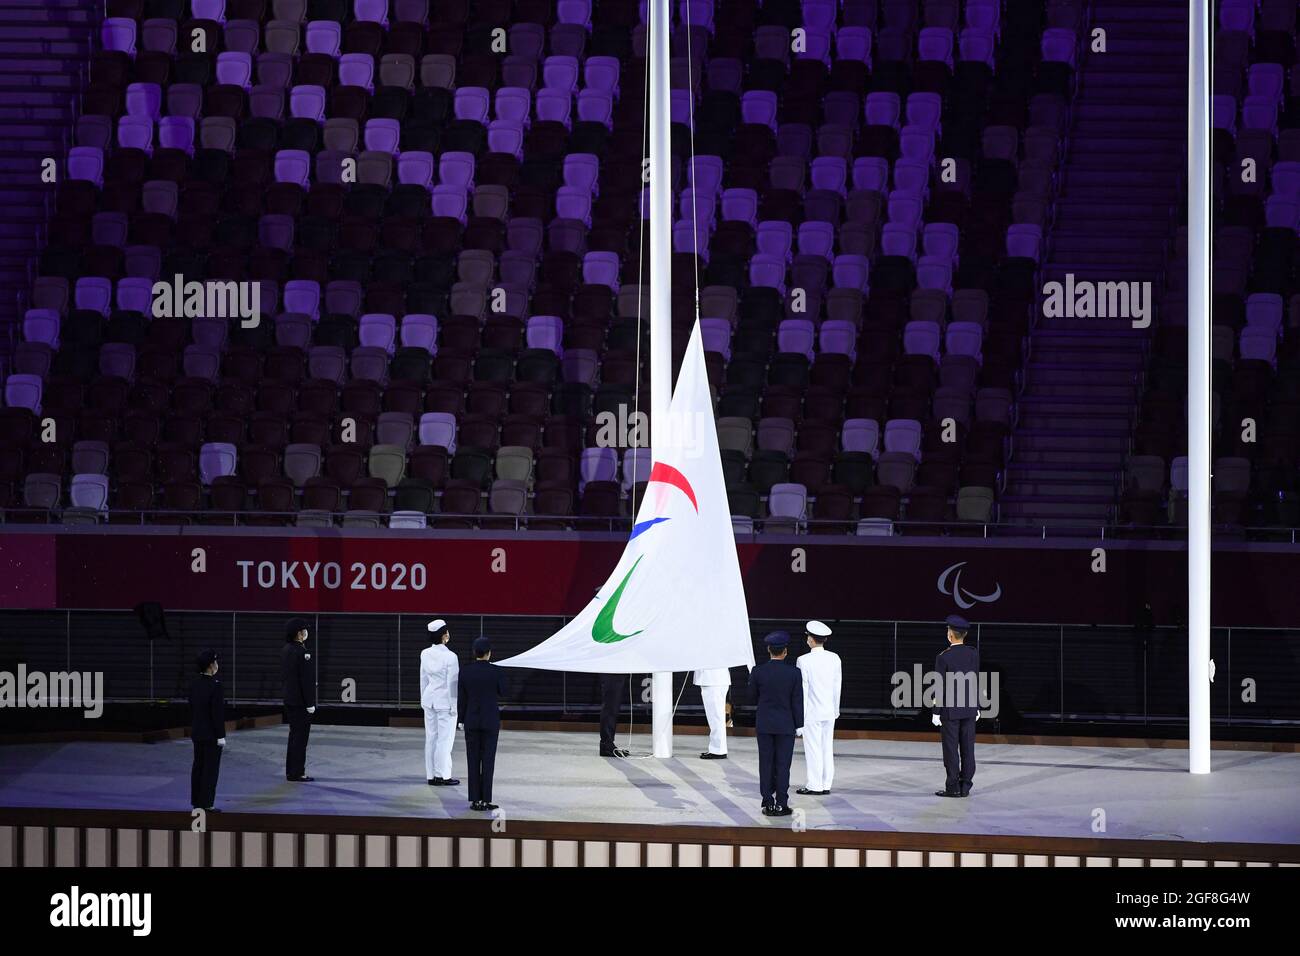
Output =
[
  {"x1": 936, "y1": 561, "x2": 1003, "y2": 610},
  {"x1": 591, "y1": 462, "x2": 698, "y2": 644}
]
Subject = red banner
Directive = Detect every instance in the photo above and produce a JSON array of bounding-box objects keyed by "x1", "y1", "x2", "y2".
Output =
[{"x1": 0, "y1": 528, "x2": 1295, "y2": 626}]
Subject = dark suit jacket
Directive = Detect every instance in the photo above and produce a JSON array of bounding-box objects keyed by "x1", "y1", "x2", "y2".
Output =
[
  {"x1": 282, "y1": 641, "x2": 316, "y2": 708},
  {"x1": 935, "y1": 643, "x2": 981, "y2": 718},
  {"x1": 190, "y1": 674, "x2": 226, "y2": 742},
  {"x1": 748, "y1": 658, "x2": 804, "y2": 735},
  {"x1": 457, "y1": 660, "x2": 509, "y2": 731}
]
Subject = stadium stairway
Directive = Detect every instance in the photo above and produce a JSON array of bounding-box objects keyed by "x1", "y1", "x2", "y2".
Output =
[
  {"x1": 1002, "y1": 0, "x2": 1189, "y2": 530},
  {"x1": 0, "y1": 0, "x2": 94, "y2": 372}
]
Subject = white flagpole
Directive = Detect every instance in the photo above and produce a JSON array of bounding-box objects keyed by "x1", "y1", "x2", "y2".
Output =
[
  {"x1": 1187, "y1": 0, "x2": 1211, "y2": 774},
  {"x1": 648, "y1": 0, "x2": 673, "y2": 758}
]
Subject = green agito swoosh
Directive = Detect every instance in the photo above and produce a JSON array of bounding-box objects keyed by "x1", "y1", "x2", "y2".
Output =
[{"x1": 591, "y1": 555, "x2": 645, "y2": 644}]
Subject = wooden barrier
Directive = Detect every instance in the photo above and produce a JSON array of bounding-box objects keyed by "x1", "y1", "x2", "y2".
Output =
[{"x1": 2, "y1": 808, "x2": 1296, "y2": 869}]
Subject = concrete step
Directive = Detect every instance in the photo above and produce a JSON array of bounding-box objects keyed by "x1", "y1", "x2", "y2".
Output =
[
  {"x1": 1015, "y1": 432, "x2": 1132, "y2": 453},
  {"x1": 1028, "y1": 349, "x2": 1146, "y2": 367},
  {"x1": 1005, "y1": 479, "x2": 1120, "y2": 498},
  {"x1": 1023, "y1": 387, "x2": 1139, "y2": 404},
  {"x1": 1007, "y1": 461, "x2": 1120, "y2": 481},
  {"x1": 1019, "y1": 414, "x2": 1134, "y2": 433},
  {"x1": 998, "y1": 497, "x2": 1115, "y2": 519},
  {"x1": 1019, "y1": 394, "x2": 1138, "y2": 413},
  {"x1": 1013, "y1": 449, "x2": 1128, "y2": 467}
]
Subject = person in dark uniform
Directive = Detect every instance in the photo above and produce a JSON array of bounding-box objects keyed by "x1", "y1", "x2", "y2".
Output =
[
  {"x1": 281, "y1": 617, "x2": 316, "y2": 782},
  {"x1": 599, "y1": 673, "x2": 629, "y2": 757},
  {"x1": 457, "y1": 637, "x2": 509, "y2": 811},
  {"x1": 748, "y1": 631, "x2": 804, "y2": 816},
  {"x1": 933, "y1": 614, "x2": 981, "y2": 798},
  {"x1": 189, "y1": 649, "x2": 225, "y2": 811}
]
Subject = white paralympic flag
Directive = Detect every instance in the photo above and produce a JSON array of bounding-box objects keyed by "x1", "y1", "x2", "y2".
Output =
[{"x1": 497, "y1": 322, "x2": 755, "y2": 674}]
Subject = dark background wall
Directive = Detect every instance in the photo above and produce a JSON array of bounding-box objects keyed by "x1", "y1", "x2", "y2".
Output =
[{"x1": 3, "y1": 609, "x2": 1296, "y2": 727}]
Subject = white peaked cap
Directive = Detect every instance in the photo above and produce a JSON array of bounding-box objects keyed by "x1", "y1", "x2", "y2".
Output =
[
  {"x1": 806, "y1": 620, "x2": 832, "y2": 637},
  {"x1": 427, "y1": 619, "x2": 447, "y2": 633}
]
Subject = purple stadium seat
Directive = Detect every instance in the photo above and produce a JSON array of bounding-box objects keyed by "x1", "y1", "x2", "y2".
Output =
[
  {"x1": 543, "y1": 55, "x2": 580, "y2": 93},
  {"x1": 819, "y1": 320, "x2": 857, "y2": 362},
  {"x1": 431, "y1": 185, "x2": 468, "y2": 223},
  {"x1": 400, "y1": 314, "x2": 438, "y2": 353},
  {"x1": 418, "y1": 413, "x2": 457, "y2": 452},
  {"x1": 117, "y1": 116, "x2": 154, "y2": 153},
  {"x1": 306, "y1": 21, "x2": 342, "y2": 56},
  {"x1": 536, "y1": 88, "x2": 572, "y2": 127},
  {"x1": 192, "y1": 0, "x2": 227, "y2": 21},
  {"x1": 959, "y1": 27, "x2": 996, "y2": 66},
  {"x1": 103, "y1": 17, "x2": 137, "y2": 54},
  {"x1": 359, "y1": 313, "x2": 397, "y2": 353},
  {"x1": 68, "y1": 147, "x2": 105, "y2": 187},
  {"x1": 158, "y1": 116, "x2": 196, "y2": 154},
  {"x1": 579, "y1": 446, "x2": 616, "y2": 490},
  {"x1": 337, "y1": 52, "x2": 374, "y2": 91},
  {"x1": 217, "y1": 52, "x2": 254, "y2": 89},
  {"x1": 364, "y1": 119, "x2": 400, "y2": 154},
  {"x1": 274, "y1": 149, "x2": 311, "y2": 186},
  {"x1": 290, "y1": 85, "x2": 327, "y2": 122},
  {"x1": 354, "y1": 0, "x2": 388, "y2": 25},
  {"x1": 526, "y1": 316, "x2": 564, "y2": 355},
  {"x1": 4, "y1": 375, "x2": 43, "y2": 414},
  {"x1": 126, "y1": 83, "x2": 162, "y2": 119},
  {"x1": 397, "y1": 151, "x2": 434, "y2": 187},
  {"x1": 23, "y1": 309, "x2": 61, "y2": 348}
]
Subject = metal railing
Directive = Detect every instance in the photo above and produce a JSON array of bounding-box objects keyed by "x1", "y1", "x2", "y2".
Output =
[
  {"x1": 3, "y1": 612, "x2": 1297, "y2": 728},
  {"x1": 2, "y1": 506, "x2": 1298, "y2": 542}
]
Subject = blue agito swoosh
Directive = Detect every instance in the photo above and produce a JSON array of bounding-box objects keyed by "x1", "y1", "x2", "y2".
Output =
[{"x1": 630, "y1": 517, "x2": 670, "y2": 540}]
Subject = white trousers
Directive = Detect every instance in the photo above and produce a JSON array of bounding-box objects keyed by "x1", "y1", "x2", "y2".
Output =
[
  {"x1": 700, "y1": 684, "x2": 729, "y2": 755},
  {"x1": 802, "y1": 719, "x2": 836, "y2": 791},
  {"x1": 423, "y1": 708, "x2": 456, "y2": 780}
]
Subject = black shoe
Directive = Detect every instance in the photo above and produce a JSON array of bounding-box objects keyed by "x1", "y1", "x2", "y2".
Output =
[
  {"x1": 287, "y1": 775, "x2": 314, "y2": 782},
  {"x1": 699, "y1": 751, "x2": 727, "y2": 759},
  {"x1": 470, "y1": 801, "x2": 485, "y2": 811},
  {"x1": 482, "y1": 802, "x2": 498, "y2": 811},
  {"x1": 960, "y1": 785, "x2": 973, "y2": 797},
  {"x1": 761, "y1": 805, "x2": 777, "y2": 816},
  {"x1": 605, "y1": 747, "x2": 629, "y2": 758},
  {"x1": 442, "y1": 778, "x2": 460, "y2": 786},
  {"x1": 935, "y1": 789, "x2": 962, "y2": 798},
  {"x1": 770, "y1": 805, "x2": 793, "y2": 816},
  {"x1": 796, "y1": 787, "x2": 828, "y2": 795},
  {"x1": 427, "y1": 778, "x2": 438, "y2": 786}
]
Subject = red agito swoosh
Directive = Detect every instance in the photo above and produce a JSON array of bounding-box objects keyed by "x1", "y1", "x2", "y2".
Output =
[{"x1": 648, "y1": 462, "x2": 697, "y2": 512}]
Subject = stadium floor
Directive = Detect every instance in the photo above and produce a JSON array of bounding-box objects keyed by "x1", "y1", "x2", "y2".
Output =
[{"x1": 1, "y1": 726, "x2": 1297, "y2": 845}]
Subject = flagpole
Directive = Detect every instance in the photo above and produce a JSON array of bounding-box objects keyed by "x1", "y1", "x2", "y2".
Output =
[
  {"x1": 648, "y1": 0, "x2": 673, "y2": 758},
  {"x1": 1187, "y1": 0, "x2": 1211, "y2": 773}
]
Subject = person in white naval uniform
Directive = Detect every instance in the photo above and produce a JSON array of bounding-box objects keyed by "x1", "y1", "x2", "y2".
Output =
[
  {"x1": 420, "y1": 619, "x2": 460, "y2": 786},
  {"x1": 694, "y1": 667, "x2": 731, "y2": 759},
  {"x1": 795, "y1": 620, "x2": 841, "y2": 795}
]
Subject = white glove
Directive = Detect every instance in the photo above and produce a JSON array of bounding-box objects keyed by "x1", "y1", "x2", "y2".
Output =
[
  {"x1": 795, "y1": 728, "x2": 803, "y2": 737},
  {"x1": 307, "y1": 706, "x2": 316, "y2": 715},
  {"x1": 217, "y1": 737, "x2": 226, "y2": 748},
  {"x1": 457, "y1": 722, "x2": 464, "y2": 731},
  {"x1": 1209, "y1": 659, "x2": 1216, "y2": 683},
  {"x1": 931, "y1": 714, "x2": 942, "y2": 727}
]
